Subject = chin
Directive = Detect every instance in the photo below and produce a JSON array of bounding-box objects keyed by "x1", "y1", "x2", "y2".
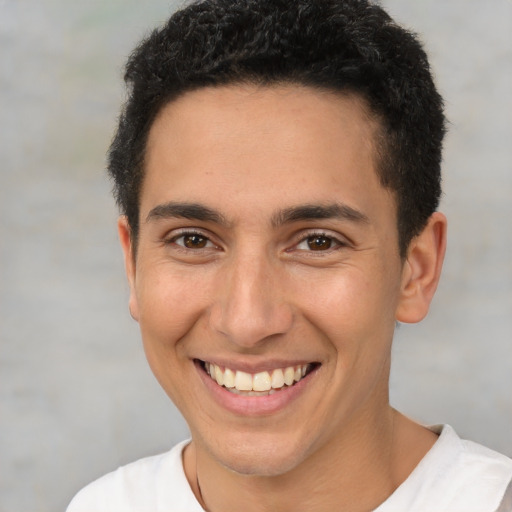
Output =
[
  {"x1": 222, "y1": 450, "x2": 306, "y2": 477},
  {"x1": 205, "y1": 430, "x2": 315, "y2": 477}
]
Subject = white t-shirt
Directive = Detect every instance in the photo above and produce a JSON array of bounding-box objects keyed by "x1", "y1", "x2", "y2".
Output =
[{"x1": 67, "y1": 425, "x2": 512, "y2": 512}]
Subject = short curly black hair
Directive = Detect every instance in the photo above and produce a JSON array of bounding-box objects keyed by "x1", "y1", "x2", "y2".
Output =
[{"x1": 108, "y1": 0, "x2": 445, "y2": 257}]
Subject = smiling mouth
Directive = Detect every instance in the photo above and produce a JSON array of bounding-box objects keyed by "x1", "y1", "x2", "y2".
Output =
[{"x1": 199, "y1": 360, "x2": 318, "y2": 396}]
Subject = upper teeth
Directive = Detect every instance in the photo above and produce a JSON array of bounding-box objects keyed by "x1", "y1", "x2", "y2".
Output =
[{"x1": 205, "y1": 362, "x2": 310, "y2": 392}]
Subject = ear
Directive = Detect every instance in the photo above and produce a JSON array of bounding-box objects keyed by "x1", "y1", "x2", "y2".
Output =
[
  {"x1": 395, "y1": 212, "x2": 447, "y2": 323},
  {"x1": 117, "y1": 216, "x2": 140, "y2": 322}
]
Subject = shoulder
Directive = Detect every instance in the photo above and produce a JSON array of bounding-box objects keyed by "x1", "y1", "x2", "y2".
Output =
[
  {"x1": 443, "y1": 424, "x2": 512, "y2": 490},
  {"x1": 378, "y1": 425, "x2": 512, "y2": 512},
  {"x1": 66, "y1": 440, "x2": 202, "y2": 512}
]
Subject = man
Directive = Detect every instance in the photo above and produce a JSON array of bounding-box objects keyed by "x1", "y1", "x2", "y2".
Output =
[{"x1": 67, "y1": 0, "x2": 512, "y2": 510}]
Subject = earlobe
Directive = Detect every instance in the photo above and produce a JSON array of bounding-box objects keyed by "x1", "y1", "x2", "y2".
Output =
[
  {"x1": 117, "y1": 216, "x2": 140, "y2": 322},
  {"x1": 395, "y1": 212, "x2": 447, "y2": 324}
]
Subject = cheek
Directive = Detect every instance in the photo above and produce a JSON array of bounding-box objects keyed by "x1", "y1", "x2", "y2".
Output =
[
  {"x1": 134, "y1": 267, "x2": 214, "y2": 409},
  {"x1": 135, "y1": 266, "x2": 211, "y2": 355},
  {"x1": 299, "y1": 264, "x2": 400, "y2": 355}
]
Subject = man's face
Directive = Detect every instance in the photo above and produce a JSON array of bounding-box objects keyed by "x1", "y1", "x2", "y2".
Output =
[{"x1": 122, "y1": 85, "x2": 408, "y2": 476}]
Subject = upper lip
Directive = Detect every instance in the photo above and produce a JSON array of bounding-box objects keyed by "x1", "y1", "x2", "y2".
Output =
[{"x1": 195, "y1": 357, "x2": 320, "y2": 374}]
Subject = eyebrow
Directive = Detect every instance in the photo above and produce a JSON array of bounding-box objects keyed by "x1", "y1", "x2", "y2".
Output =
[
  {"x1": 146, "y1": 202, "x2": 229, "y2": 225},
  {"x1": 271, "y1": 203, "x2": 369, "y2": 227},
  {"x1": 145, "y1": 201, "x2": 368, "y2": 227}
]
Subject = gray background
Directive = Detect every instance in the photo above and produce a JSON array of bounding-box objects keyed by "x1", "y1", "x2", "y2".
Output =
[{"x1": 1, "y1": 1, "x2": 511, "y2": 511}]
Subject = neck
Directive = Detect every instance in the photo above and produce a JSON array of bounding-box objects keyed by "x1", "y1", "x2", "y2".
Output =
[{"x1": 184, "y1": 407, "x2": 437, "y2": 512}]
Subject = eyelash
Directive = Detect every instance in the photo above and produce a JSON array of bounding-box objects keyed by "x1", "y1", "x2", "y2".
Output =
[
  {"x1": 164, "y1": 229, "x2": 218, "y2": 251},
  {"x1": 164, "y1": 229, "x2": 347, "y2": 254},
  {"x1": 292, "y1": 231, "x2": 347, "y2": 253}
]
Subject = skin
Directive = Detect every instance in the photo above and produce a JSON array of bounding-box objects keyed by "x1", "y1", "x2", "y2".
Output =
[{"x1": 119, "y1": 84, "x2": 447, "y2": 511}]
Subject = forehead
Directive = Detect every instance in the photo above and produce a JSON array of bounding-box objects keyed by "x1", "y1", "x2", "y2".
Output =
[{"x1": 141, "y1": 84, "x2": 394, "y2": 225}]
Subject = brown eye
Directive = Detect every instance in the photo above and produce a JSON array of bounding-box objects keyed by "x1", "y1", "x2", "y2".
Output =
[
  {"x1": 307, "y1": 235, "x2": 332, "y2": 251},
  {"x1": 182, "y1": 234, "x2": 208, "y2": 249}
]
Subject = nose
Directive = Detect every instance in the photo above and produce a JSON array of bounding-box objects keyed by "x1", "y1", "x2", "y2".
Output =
[{"x1": 209, "y1": 250, "x2": 294, "y2": 348}]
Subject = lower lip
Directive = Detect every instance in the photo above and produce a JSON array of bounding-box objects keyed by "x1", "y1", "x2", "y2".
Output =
[{"x1": 195, "y1": 361, "x2": 317, "y2": 416}]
